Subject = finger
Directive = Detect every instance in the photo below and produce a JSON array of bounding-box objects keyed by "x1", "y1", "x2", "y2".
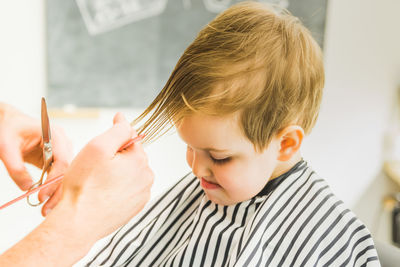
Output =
[
  {"x1": 112, "y1": 113, "x2": 144, "y2": 154},
  {"x1": 41, "y1": 182, "x2": 63, "y2": 217},
  {"x1": 113, "y1": 112, "x2": 138, "y2": 136},
  {"x1": 114, "y1": 132, "x2": 147, "y2": 165},
  {"x1": 38, "y1": 165, "x2": 65, "y2": 202},
  {"x1": 90, "y1": 113, "x2": 134, "y2": 155},
  {"x1": 113, "y1": 112, "x2": 127, "y2": 125},
  {"x1": 50, "y1": 125, "x2": 74, "y2": 165},
  {"x1": 0, "y1": 139, "x2": 32, "y2": 190}
]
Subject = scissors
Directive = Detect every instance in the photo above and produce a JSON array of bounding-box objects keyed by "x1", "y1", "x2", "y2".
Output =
[
  {"x1": 27, "y1": 97, "x2": 54, "y2": 206},
  {"x1": 0, "y1": 98, "x2": 145, "y2": 210}
]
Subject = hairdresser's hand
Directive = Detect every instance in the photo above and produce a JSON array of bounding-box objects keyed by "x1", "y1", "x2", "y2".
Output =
[
  {"x1": 53, "y1": 112, "x2": 154, "y2": 241},
  {"x1": 0, "y1": 102, "x2": 73, "y2": 216},
  {"x1": 0, "y1": 113, "x2": 153, "y2": 266}
]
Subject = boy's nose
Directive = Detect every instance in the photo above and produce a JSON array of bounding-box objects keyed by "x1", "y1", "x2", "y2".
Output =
[{"x1": 191, "y1": 152, "x2": 212, "y2": 178}]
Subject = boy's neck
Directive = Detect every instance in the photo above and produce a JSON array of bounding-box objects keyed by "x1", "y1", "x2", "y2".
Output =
[{"x1": 270, "y1": 151, "x2": 302, "y2": 181}]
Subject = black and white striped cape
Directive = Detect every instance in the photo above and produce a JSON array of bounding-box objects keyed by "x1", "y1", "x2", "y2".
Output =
[{"x1": 84, "y1": 161, "x2": 380, "y2": 266}]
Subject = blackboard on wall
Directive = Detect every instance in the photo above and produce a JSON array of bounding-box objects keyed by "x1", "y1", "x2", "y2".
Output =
[{"x1": 46, "y1": 0, "x2": 328, "y2": 108}]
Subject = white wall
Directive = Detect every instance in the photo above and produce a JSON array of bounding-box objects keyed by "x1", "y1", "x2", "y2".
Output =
[
  {"x1": 0, "y1": 0, "x2": 399, "y2": 260},
  {"x1": 0, "y1": 0, "x2": 46, "y2": 114},
  {"x1": 302, "y1": 0, "x2": 400, "y2": 204}
]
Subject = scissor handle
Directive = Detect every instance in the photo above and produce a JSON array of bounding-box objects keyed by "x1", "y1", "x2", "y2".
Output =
[
  {"x1": 26, "y1": 181, "x2": 44, "y2": 206},
  {"x1": 26, "y1": 162, "x2": 52, "y2": 207}
]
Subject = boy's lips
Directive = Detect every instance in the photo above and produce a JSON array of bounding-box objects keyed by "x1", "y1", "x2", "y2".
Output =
[{"x1": 200, "y1": 177, "x2": 220, "y2": 189}]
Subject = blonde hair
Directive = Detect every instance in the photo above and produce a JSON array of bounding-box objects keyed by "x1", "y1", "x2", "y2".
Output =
[{"x1": 132, "y1": 1, "x2": 324, "y2": 152}]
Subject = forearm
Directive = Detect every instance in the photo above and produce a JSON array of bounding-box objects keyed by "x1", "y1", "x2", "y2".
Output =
[{"x1": 0, "y1": 201, "x2": 97, "y2": 267}]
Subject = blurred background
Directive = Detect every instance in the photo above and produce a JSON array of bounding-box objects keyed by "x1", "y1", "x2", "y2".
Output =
[{"x1": 0, "y1": 0, "x2": 399, "y2": 265}]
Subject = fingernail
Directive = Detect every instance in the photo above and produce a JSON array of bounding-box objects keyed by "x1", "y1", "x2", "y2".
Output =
[
  {"x1": 45, "y1": 209, "x2": 52, "y2": 216},
  {"x1": 22, "y1": 180, "x2": 33, "y2": 191},
  {"x1": 40, "y1": 194, "x2": 50, "y2": 203}
]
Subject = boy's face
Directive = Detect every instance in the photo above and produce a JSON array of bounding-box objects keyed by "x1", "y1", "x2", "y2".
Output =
[{"x1": 176, "y1": 113, "x2": 282, "y2": 206}]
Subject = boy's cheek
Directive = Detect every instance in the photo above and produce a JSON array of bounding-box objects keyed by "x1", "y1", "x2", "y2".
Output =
[
  {"x1": 217, "y1": 171, "x2": 264, "y2": 198},
  {"x1": 185, "y1": 149, "x2": 193, "y2": 168},
  {"x1": 216, "y1": 173, "x2": 241, "y2": 193}
]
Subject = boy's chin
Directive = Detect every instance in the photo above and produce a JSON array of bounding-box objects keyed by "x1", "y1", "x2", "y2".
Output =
[{"x1": 205, "y1": 192, "x2": 240, "y2": 206}]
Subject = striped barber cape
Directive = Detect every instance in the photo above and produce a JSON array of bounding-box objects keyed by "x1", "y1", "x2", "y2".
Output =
[{"x1": 84, "y1": 161, "x2": 380, "y2": 266}]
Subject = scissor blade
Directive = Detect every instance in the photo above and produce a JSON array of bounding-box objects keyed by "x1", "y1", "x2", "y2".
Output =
[{"x1": 41, "y1": 97, "x2": 51, "y2": 143}]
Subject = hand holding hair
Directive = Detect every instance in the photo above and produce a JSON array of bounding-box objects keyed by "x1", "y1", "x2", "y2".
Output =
[{"x1": 54, "y1": 112, "x2": 154, "y2": 241}]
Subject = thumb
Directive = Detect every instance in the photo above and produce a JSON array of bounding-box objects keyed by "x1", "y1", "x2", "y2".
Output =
[
  {"x1": 113, "y1": 112, "x2": 139, "y2": 138},
  {"x1": 90, "y1": 113, "x2": 134, "y2": 155},
  {"x1": 113, "y1": 112, "x2": 129, "y2": 125},
  {"x1": 0, "y1": 140, "x2": 32, "y2": 190}
]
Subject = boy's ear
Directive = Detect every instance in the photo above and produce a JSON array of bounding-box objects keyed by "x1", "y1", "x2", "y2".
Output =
[{"x1": 276, "y1": 125, "x2": 304, "y2": 161}]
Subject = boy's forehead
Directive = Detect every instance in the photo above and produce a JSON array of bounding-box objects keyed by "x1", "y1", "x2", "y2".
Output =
[{"x1": 176, "y1": 113, "x2": 250, "y2": 152}]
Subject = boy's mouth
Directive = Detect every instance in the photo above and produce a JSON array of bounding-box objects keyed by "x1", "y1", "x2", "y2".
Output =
[{"x1": 200, "y1": 177, "x2": 221, "y2": 189}]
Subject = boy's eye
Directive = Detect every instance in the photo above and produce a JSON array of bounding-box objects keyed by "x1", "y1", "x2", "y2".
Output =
[{"x1": 210, "y1": 156, "x2": 231, "y2": 165}]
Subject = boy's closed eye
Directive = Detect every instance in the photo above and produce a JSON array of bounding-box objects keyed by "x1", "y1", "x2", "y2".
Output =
[
  {"x1": 210, "y1": 156, "x2": 231, "y2": 165},
  {"x1": 187, "y1": 146, "x2": 232, "y2": 165}
]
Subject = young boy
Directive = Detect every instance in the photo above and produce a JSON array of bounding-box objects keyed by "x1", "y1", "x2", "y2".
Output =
[{"x1": 85, "y1": 2, "x2": 380, "y2": 266}]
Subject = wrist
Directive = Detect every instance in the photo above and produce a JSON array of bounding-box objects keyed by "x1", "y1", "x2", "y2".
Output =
[
  {"x1": 41, "y1": 200, "x2": 99, "y2": 260},
  {"x1": 0, "y1": 200, "x2": 98, "y2": 267}
]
